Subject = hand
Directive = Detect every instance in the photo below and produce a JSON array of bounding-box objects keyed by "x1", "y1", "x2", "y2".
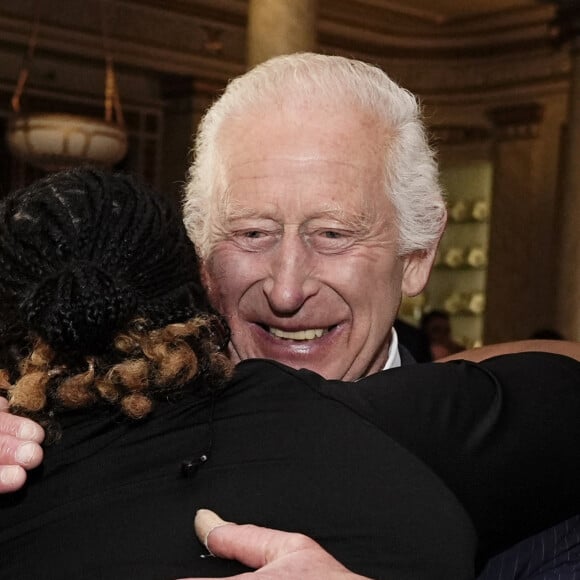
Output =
[
  {"x1": 177, "y1": 509, "x2": 371, "y2": 580},
  {"x1": 0, "y1": 397, "x2": 45, "y2": 492}
]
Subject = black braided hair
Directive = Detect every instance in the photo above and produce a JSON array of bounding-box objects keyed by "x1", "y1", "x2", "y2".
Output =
[
  {"x1": 0, "y1": 168, "x2": 220, "y2": 355},
  {"x1": 0, "y1": 168, "x2": 233, "y2": 441},
  {"x1": 0, "y1": 169, "x2": 233, "y2": 438}
]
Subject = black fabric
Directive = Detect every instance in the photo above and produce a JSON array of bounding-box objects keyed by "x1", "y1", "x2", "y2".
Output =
[
  {"x1": 1, "y1": 352, "x2": 579, "y2": 580},
  {"x1": 395, "y1": 318, "x2": 432, "y2": 363},
  {"x1": 478, "y1": 514, "x2": 580, "y2": 580},
  {"x1": 308, "y1": 353, "x2": 580, "y2": 566},
  {"x1": 398, "y1": 343, "x2": 418, "y2": 366}
]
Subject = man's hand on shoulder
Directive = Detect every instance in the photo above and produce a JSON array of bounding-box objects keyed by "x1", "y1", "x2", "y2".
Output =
[
  {"x1": 0, "y1": 397, "x2": 44, "y2": 492},
  {"x1": 177, "y1": 509, "x2": 371, "y2": 580}
]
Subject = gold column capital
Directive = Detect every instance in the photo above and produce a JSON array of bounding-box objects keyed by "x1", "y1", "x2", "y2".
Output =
[{"x1": 247, "y1": 0, "x2": 318, "y2": 68}]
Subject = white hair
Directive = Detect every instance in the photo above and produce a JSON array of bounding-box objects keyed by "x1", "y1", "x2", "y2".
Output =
[{"x1": 183, "y1": 52, "x2": 446, "y2": 260}]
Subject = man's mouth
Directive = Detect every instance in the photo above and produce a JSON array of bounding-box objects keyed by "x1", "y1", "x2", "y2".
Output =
[{"x1": 268, "y1": 327, "x2": 330, "y2": 341}]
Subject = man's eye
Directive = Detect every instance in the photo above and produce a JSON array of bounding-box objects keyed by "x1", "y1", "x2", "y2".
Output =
[
  {"x1": 231, "y1": 229, "x2": 277, "y2": 252},
  {"x1": 308, "y1": 229, "x2": 355, "y2": 253},
  {"x1": 321, "y1": 230, "x2": 343, "y2": 239}
]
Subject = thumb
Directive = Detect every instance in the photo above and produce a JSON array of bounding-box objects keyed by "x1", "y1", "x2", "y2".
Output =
[
  {"x1": 194, "y1": 509, "x2": 234, "y2": 557},
  {"x1": 194, "y1": 509, "x2": 307, "y2": 570}
]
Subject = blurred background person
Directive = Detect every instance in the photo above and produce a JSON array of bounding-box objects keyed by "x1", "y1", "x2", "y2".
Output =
[{"x1": 421, "y1": 309, "x2": 464, "y2": 360}]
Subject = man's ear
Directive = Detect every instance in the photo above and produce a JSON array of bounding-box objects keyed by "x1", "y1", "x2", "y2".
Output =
[
  {"x1": 401, "y1": 244, "x2": 439, "y2": 297},
  {"x1": 402, "y1": 212, "x2": 446, "y2": 296},
  {"x1": 401, "y1": 248, "x2": 436, "y2": 296}
]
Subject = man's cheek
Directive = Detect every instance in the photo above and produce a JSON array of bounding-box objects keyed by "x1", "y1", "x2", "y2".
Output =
[
  {"x1": 203, "y1": 254, "x2": 247, "y2": 310},
  {"x1": 200, "y1": 263, "x2": 220, "y2": 308},
  {"x1": 200, "y1": 261, "x2": 231, "y2": 313}
]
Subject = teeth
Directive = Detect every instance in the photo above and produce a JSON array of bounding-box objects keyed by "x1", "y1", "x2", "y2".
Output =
[{"x1": 269, "y1": 327, "x2": 327, "y2": 341}]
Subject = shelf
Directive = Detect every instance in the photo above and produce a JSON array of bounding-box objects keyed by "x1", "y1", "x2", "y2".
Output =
[{"x1": 423, "y1": 158, "x2": 492, "y2": 348}]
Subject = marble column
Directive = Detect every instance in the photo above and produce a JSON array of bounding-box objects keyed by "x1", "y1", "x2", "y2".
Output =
[
  {"x1": 484, "y1": 103, "x2": 558, "y2": 343},
  {"x1": 247, "y1": 0, "x2": 318, "y2": 68},
  {"x1": 554, "y1": 1, "x2": 580, "y2": 341}
]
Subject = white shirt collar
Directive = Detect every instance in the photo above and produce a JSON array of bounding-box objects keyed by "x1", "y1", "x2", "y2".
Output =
[{"x1": 383, "y1": 327, "x2": 401, "y2": 370}]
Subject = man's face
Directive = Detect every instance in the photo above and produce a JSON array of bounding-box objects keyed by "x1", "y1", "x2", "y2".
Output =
[{"x1": 202, "y1": 103, "x2": 434, "y2": 381}]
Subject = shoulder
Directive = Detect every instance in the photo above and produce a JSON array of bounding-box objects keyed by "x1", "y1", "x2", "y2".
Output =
[
  {"x1": 232, "y1": 359, "x2": 328, "y2": 397},
  {"x1": 234, "y1": 358, "x2": 313, "y2": 383},
  {"x1": 474, "y1": 351, "x2": 579, "y2": 375}
]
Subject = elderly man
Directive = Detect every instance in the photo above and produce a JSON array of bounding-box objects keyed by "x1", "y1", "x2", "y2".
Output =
[
  {"x1": 0, "y1": 53, "x2": 577, "y2": 579},
  {"x1": 183, "y1": 53, "x2": 444, "y2": 380}
]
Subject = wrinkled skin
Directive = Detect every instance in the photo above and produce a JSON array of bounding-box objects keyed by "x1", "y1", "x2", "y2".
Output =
[{"x1": 203, "y1": 102, "x2": 436, "y2": 381}]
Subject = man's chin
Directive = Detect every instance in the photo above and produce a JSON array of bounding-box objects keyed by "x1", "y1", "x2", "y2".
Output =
[{"x1": 230, "y1": 322, "x2": 358, "y2": 378}]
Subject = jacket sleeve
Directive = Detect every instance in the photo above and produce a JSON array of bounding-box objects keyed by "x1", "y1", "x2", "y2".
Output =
[{"x1": 311, "y1": 352, "x2": 580, "y2": 558}]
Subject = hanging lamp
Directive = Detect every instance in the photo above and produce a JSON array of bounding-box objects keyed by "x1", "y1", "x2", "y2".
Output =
[{"x1": 6, "y1": 0, "x2": 128, "y2": 172}]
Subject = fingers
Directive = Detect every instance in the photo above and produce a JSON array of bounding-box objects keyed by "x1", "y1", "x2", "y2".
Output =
[
  {"x1": 0, "y1": 405, "x2": 45, "y2": 443},
  {"x1": 194, "y1": 509, "x2": 319, "y2": 570},
  {"x1": 0, "y1": 404, "x2": 45, "y2": 493},
  {"x1": 0, "y1": 465, "x2": 28, "y2": 492}
]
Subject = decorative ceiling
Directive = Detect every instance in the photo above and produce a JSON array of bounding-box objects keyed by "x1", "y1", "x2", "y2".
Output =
[
  {"x1": 371, "y1": 0, "x2": 539, "y2": 21},
  {"x1": 0, "y1": 0, "x2": 563, "y2": 90}
]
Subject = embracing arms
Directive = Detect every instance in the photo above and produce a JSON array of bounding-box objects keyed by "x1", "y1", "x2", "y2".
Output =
[{"x1": 0, "y1": 340, "x2": 578, "y2": 580}]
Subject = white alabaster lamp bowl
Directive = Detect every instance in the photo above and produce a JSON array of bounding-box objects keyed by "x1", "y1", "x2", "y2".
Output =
[{"x1": 7, "y1": 113, "x2": 128, "y2": 171}]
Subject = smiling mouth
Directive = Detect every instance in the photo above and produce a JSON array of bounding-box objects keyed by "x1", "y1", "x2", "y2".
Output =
[{"x1": 268, "y1": 327, "x2": 331, "y2": 341}]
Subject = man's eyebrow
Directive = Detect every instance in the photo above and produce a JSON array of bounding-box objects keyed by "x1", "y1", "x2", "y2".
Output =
[
  {"x1": 222, "y1": 205, "x2": 351, "y2": 224},
  {"x1": 218, "y1": 197, "x2": 378, "y2": 230},
  {"x1": 221, "y1": 205, "x2": 274, "y2": 221},
  {"x1": 307, "y1": 207, "x2": 377, "y2": 232},
  {"x1": 307, "y1": 207, "x2": 350, "y2": 221},
  {"x1": 217, "y1": 188, "x2": 265, "y2": 221}
]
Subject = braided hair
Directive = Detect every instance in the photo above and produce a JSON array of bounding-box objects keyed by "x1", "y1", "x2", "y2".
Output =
[{"x1": 0, "y1": 168, "x2": 232, "y2": 440}]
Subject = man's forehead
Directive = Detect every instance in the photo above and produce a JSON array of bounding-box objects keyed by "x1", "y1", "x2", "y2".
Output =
[
  {"x1": 221, "y1": 159, "x2": 373, "y2": 199},
  {"x1": 220, "y1": 101, "x2": 386, "y2": 161}
]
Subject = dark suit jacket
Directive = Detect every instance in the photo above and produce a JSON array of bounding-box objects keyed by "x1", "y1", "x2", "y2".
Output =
[
  {"x1": 399, "y1": 343, "x2": 419, "y2": 366},
  {"x1": 399, "y1": 343, "x2": 580, "y2": 580},
  {"x1": 477, "y1": 515, "x2": 580, "y2": 580},
  {"x1": 395, "y1": 319, "x2": 432, "y2": 363}
]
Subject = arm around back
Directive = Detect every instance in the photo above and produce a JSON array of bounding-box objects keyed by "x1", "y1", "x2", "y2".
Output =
[
  {"x1": 439, "y1": 339, "x2": 580, "y2": 363},
  {"x1": 315, "y1": 352, "x2": 580, "y2": 558}
]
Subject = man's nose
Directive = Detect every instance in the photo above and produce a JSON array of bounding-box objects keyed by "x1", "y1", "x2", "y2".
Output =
[{"x1": 262, "y1": 235, "x2": 319, "y2": 315}]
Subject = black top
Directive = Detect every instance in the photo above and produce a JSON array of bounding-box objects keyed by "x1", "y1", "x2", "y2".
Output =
[{"x1": 1, "y1": 353, "x2": 579, "y2": 580}]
